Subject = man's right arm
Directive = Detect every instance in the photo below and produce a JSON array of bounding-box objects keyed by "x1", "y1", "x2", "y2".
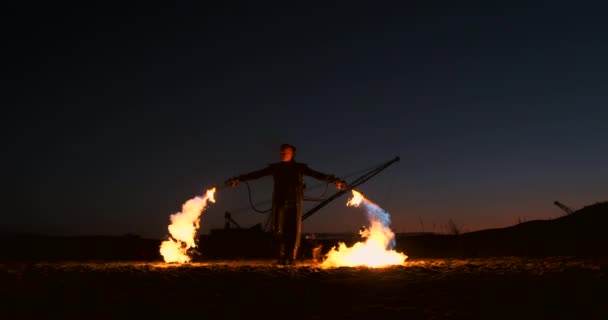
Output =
[{"x1": 226, "y1": 165, "x2": 274, "y2": 187}]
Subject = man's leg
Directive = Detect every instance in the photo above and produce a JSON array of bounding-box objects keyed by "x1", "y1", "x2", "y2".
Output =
[
  {"x1": 272, "y1": 205, "x2": 286, "y2": 264},
  {"x1": 283, "y1": 204, "x2": 300, "y2": 264}
]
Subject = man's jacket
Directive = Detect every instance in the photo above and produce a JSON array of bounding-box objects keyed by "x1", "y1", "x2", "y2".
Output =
[{"x1": 236, "y1": 160, "x2": 340, "y2": 206}]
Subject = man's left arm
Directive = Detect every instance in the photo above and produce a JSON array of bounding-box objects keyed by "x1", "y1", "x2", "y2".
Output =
[{"x1": 302, "y1": 165, "x2": 347, "y2": 190}]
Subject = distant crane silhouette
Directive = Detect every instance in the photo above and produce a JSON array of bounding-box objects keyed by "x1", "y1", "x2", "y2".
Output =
[{"x1": 554, "y1": 201, "x2": 575, "y2": 215}]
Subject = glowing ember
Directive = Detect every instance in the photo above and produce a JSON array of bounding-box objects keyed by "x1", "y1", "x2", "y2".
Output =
[
  {"x1": 321, "y1": 190, "x2": 407, "y2": 268},
  {"x1": 160, "y1": 188, "x2": 216, "y2": 263}
]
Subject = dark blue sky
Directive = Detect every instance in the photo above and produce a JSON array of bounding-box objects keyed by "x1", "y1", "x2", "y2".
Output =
[{"x1": 3, "y1": 2, "x2": 607, "y2": 239}]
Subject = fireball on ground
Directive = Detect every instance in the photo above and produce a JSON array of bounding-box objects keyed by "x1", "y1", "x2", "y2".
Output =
[
  {"x1": 160, "y1": 188, "x2": 216, "y2": 263},
  {"x1": 321, "y1": 190, "x2": 407, "y2": 268}
]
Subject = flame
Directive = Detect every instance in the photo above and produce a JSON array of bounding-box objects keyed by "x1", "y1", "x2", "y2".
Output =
[
  {"x1": 347, "y1": 189, "x2": 365, "y2": 207},
  {"x1": 160, "y1": 188, "x2": 216, "y2": 263},
  {"x1": 321, "y1": 189, "x2": 407, "y2": 268}
]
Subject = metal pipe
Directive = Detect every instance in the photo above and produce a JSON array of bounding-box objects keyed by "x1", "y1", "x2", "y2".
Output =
[{"x1": 301, "y1": 156, "x2": 400, "y2": 221}]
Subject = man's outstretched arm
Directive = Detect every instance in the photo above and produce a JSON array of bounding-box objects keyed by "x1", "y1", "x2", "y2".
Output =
[
  {"x1": 226, "y1": 165, "x2": 273, "y2": 187},
  {"x1": 303, "y1": 165, "x2": 347, "y2": 190}
]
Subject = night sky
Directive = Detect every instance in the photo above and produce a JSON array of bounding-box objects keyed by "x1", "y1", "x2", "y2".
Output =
[{"x1": 3, "y1": 2, "x2": 607, "y2": 239}]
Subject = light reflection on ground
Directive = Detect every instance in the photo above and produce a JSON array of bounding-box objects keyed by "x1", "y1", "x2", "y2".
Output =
[{"x1": 3, "y1": 257, "x2": 604, "y2": 318}]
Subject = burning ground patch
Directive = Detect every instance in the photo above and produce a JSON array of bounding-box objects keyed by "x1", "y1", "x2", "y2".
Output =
[{"x1": 322, "y1": 190, "x2": 407, "y2": 268}]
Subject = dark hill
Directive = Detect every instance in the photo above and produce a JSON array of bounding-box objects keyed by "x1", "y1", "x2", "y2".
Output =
[
  {"x1": 0, "y1": 234, "x2": 163, "y2": 262},
  {"x1": 397, "y1": 201, "x2": 608, "y2": 258}
]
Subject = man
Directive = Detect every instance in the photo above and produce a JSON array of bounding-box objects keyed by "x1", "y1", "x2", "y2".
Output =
[{"x1": 226, "y1": 144, "x2": 346, "y2": 265}]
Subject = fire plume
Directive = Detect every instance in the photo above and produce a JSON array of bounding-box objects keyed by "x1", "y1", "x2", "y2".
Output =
[
  {"x1": 160, "y1": 188, "x2": 216, "y2": 263},
  {"x1": 321, "y1": 190, "x2": 407, "y2": 268}
]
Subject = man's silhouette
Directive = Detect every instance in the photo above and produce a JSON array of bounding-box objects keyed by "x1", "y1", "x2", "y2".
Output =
[{"x1": 226, "y1": 144, "x2": 346, "y2": 265}]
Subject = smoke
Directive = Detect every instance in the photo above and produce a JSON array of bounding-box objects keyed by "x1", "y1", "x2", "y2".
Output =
[
  {"x1": 347, "y1": 190, "x2": 396, "y2": 250},
  {"x1": 355, "y1": 197, "x2": 396, "y2": 249}
]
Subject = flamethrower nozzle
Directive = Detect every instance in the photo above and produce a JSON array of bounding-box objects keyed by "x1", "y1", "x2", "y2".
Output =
[
  {"x1": 215, "y1": 184, "x2": 229, "y2": 191},
  {"x1": 224, "y1": 177, "x2": 240, "y2": 188}
]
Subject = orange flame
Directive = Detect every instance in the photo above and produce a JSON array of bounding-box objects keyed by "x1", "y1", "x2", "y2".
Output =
[
  {"x1": 347, "y1": 189, "x2": 365, "y2": 207},
  {"x1": 321, "y1": 190, "x2": 407, "y2": 268},
  {"x1": 160, "y1": 188, "x2": 216, "y2": 263}
]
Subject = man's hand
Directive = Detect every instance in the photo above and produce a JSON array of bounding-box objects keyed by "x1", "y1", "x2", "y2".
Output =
[
  {"x1": 225, "y1": 177, "x2": 240, "y2": 187},
  {"x1": 335, "y1": 180, "x2": 347, "y2": 191}
]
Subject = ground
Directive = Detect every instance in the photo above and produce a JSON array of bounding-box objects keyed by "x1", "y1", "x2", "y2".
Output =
[{"x1": 2, "y1": 257, "x2": 605, "y2": 319}]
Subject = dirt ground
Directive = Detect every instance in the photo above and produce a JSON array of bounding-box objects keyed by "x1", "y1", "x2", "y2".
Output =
[{"x1": 2, "y1": 256, "x2": 605, "y2": 319}]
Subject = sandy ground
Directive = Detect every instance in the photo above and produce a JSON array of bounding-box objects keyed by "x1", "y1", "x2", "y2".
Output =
[{"x1": 2, "y1": 257, "x2": 605, "y2": 319}]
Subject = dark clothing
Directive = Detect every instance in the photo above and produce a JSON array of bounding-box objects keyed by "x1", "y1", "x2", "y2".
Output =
[{"x1": 235, "y1": 160, "x2": 340, "y2": 262}]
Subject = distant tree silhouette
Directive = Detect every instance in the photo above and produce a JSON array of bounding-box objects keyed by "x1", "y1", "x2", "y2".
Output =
[{"x1": 446, "y1": 219, "x2": 464, "y2": 235}]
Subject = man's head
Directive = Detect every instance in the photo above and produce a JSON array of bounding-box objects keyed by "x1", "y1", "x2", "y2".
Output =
[{"x1": 280, "y1": 144, "x2": 296, "y2": 162}]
